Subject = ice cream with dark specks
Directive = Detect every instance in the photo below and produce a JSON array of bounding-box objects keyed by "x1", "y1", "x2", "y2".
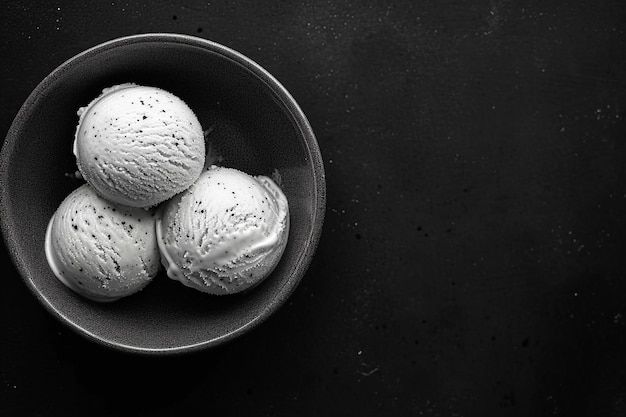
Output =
[
  {"x1": 73, "y1": 83, "x2": 205, "y2": 208},
  {"x1": 45, "y1": 184, "x2": 161, "y2": 302},
  {"x1": 157, "y1": 165, "x2": 289, "y2": 295}
]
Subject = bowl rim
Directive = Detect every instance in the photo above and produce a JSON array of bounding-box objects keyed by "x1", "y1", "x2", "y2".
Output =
[{"x1": 0, "y1": 33, "x2": 326, "y2": 355}]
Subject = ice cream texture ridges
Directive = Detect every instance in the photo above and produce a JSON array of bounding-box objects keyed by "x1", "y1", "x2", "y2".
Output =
[
  {"x1": 45, "y1": 184, "x2": 161, "y2": 302},
  {"x1": 157, "y1": 165, "x2": 290, "y2": 295},
  {"x1": 47, "y1": 84, "x2": 291, "y2": 301},
  {"x1": 73, "y1": 83, "x2": 205, "y2": 208}
]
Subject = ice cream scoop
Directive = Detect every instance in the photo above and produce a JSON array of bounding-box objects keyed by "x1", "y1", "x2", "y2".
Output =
[
  {"x1": 157, "y1": 165, "x2": 289, "y2": 295},
  {"x1": 45, "y1": 184, "x2": 161, "y2": 302},
  {"x1": 73, "y1": 83, "x2": 205, "y2": 208}
]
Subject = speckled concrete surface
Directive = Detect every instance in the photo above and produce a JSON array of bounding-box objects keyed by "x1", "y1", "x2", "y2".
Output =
[{"x1": 1, "y1": 1, "x2": 626, "y2": 415}]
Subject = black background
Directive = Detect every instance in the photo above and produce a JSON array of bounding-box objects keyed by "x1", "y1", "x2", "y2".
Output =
[{"x1": 2, "y1": 1, "x2": 626, "y2": 416}]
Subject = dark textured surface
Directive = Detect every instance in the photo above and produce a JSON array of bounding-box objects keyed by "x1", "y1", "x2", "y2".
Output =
[{"x1": 1, "y1": 0, "x2": 625, "y2": 416}]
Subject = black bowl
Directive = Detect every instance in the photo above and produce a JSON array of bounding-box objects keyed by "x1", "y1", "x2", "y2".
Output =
[{"x1": 0, "y1": 34, "x2": 325, "y2": 354}]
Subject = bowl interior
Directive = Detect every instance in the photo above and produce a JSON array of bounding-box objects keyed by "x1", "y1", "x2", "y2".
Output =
[{"x1": 0, "y1": 35, "x2": 324, "y2": 354}]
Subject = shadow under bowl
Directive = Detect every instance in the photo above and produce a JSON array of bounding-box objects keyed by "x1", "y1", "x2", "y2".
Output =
[{"x1": 0, "y1": 33, "x2": 325, "y2": 354}]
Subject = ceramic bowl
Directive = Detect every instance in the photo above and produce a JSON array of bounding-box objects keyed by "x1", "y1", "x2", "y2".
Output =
[{"x1": 0, "y1": 33, "x2": 325, "y2": 354}]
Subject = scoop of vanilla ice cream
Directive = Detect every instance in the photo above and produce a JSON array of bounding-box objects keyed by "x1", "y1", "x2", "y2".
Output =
[
  {"x1": 45, "y1": 184, "x2": 161, "y2": 302},
  {"x1": 157, "y1": 166, "x2": 289, "y2": 295},
  {"x1": 73, "y1": 83, "x2": 205, "y2": 208}
]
